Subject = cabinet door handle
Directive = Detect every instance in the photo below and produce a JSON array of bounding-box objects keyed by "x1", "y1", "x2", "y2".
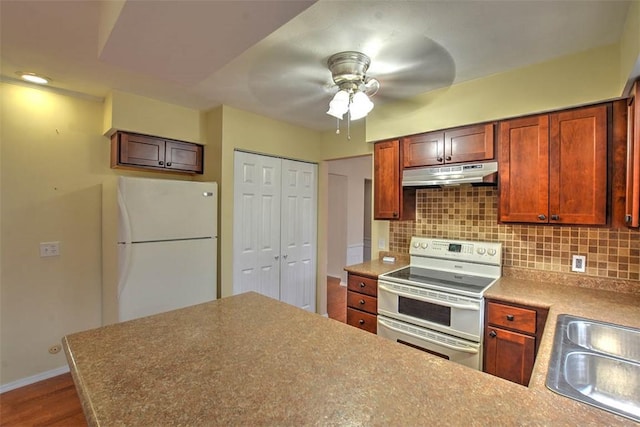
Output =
[
  {"x1": 445, "y1": 156, "x2": 452, "y2": 161},
  {"x1": 158, "y1": 161, "x2": 164, "y2": 166},
  {"x1": 437, "y1": 157, "x2": 444, "y2": 162},
  {"x1": 359, "y1": 299, "x2": 365, "y2": 305},
  {"x1": 551, "y1": 214, "x2": 559, "y2": 220},
  {"x1": 275, "y1": 255, "x2": 279, "y2": 260},
  {"x1": 166, "y1": 162, "x2": 172, "y2": 166},
  {"x1": 626, "y1": 214, "x2": 632, "y2": 223},
  {"x1": 392, "y1": 212, "x2": 398, "y2": 218},
  {"x1": 489, "y1": 330, "x2": 497, "y2": 338},
  {"x1": 359, "y1": 319, "x2": 365, "y2": 325},
  {"x1": 538, "y1": 214, "x2": 546, "y2": 220},
  {"x1": 283, "y1": 254, "x2": 288, "y2": 259},
  {"x1": 506, "y1": 314, "x2": 514, "y2": 321}
]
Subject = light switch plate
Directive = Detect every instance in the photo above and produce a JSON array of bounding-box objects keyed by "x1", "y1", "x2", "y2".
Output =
[
  {"x1": 40, "y1": 241, "x2": 60, "y2": 257},
  {"x1": 571, "y1": 255, "x2": 586, "y2": 273}
]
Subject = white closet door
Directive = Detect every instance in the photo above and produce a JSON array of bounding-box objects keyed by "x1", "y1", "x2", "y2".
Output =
[
  {"x1": 233, "y1": 152, "x2": 281, "y2": 300},
  {"x1": 279, "y1": 159, "x2": 317, "y2": 312}
]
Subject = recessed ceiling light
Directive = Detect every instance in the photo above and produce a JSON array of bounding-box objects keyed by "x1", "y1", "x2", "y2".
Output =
[{"x1": 16, "y1": 72, "x2": 51, "y2": 85}]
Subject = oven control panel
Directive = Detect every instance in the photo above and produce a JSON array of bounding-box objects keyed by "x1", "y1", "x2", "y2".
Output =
[{"x1": 409, "y1": 237, "x2": 502, "y2": 265}]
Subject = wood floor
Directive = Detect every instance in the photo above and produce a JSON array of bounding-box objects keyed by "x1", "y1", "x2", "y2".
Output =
[
  {"x1": 327, "y1": 276, "x2": 347, "y2": 323},
  {"x1": 0, "y1": 278, "x2": 347, "y2": 426},
  {"x1": 0, "y1": 373, "x2": 85, "y2": 426}
]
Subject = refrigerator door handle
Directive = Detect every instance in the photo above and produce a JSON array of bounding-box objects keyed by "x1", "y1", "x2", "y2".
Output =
[{"x1": 117, "y1": 189, "x2": 133, "y2": 299}]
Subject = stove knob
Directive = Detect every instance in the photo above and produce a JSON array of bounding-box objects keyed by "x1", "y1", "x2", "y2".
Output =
[
  {"x1": 476, "y1": 247, "x2": 486, "y2": 255},
  {"x1": 413, "y1": 242, "x2": 420, "y2": 248},
  {"x1": 487, "y1": 248, "x2": 497, "y2": 256},
  {"x1": 420, "y1": 242, "x2": 428, "y2": 249}
]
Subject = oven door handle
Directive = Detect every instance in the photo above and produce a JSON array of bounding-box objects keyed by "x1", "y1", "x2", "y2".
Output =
[
  {"x1": 378, "y1": 283, "x2": 480, "y2": 311},
  {"x1": 378, "y1": 318, "x2": 479, "y2": 355}
]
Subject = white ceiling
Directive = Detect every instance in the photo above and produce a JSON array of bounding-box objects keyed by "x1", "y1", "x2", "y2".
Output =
[{"x1": 0, "y1": 0, "x2": 632, "y2": 131}]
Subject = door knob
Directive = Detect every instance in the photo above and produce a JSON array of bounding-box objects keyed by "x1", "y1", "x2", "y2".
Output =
[
  {"x1": 506, "y1": 314, "x2": 514, "y2": 321},
  {"x1": 158, "y1": 161, "x2": 164, "y2": 165},
  {"x1": 166, "y1": 162, "x2": 172, "y2": 166},
  {"x1": 359, "y1": 319, "x2": 365, "y2": 325},
  {"x1": 275, "y1": 255, "x2": 279, "y2": 260},
  {"x1": 489, "y1": 330, "x2": 497, "y2": 338},
  {"x1": 359, "y1": 299, "x2": 365, "y2": 305},
  {"x1": 445, "y1": 156, "x2": 452, "y2": 161},
  {"x1": 538, "y1": 214, "x2": 546, "y2": 220},
  {"x1": 551, "y1": 214, "x2": 559, "y2": 220},
  {"x1": 283, "y1": 254, "x2": 288, "y2": 259}
]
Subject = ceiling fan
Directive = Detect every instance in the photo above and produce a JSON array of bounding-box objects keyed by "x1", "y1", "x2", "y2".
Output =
[{"x1": 325, "y1": 51, "x2": 380, "y2": 128}]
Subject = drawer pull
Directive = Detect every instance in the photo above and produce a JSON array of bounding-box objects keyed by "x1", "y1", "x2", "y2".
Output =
[
  {"x1": 506, "y1": 314, "x2": 514, "y2": 321},
  {"x1": 359, "y1": 282, "x2": 366, "y2": 288},
  {"x1": 359, "y1": 299, "x2": 365, "y2": 305},
  {"x1": 489, "y1": 330, "x2": 497, "y2": 338},
  {"x1": 359, "y1": 319, "x2": 365, "y2": 325}
]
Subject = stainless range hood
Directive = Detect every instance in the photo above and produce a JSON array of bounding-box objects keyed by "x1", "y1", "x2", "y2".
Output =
[{"x1": 402, "y1": 161, "x2": 498, "y2": 187}]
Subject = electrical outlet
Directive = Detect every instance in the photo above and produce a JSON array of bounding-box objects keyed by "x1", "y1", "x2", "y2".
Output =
[
  {"x1": 572, "y1": 255, "x2": 586, "y2": 273},
  {"x1": 40, "y1": 241, "x2": 60, "y2": 257}
]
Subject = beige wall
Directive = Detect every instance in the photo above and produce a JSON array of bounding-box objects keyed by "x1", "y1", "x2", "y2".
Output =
[
  {"x1": 1, "y1": 83, "x2": 107, "y2": 384},
  {"x1": 620, "y1": 0, "x2": 640, "y2": 93},
  {"x1": 367, "y1": 44, "x2": 622, "y2": 142},
  {"x1": 1, "y1": 83, "x2": 207, "y2": 387}
]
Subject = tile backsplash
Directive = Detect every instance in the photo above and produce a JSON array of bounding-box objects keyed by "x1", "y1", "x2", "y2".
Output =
[{"x1": 389, "y1": 187, "x2": 639, "y2": 281}]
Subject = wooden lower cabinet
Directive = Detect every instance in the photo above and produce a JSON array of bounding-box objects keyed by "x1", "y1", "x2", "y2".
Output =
[
  {"x1": 483, "y1": 300, "x2": 548, "y2": 386},
  {"x1": 484, "y1": 327, "x2": 535, "y2": 385},
  {"x1": 346, "y1": 273, "x2": 378, "y2": 334}
]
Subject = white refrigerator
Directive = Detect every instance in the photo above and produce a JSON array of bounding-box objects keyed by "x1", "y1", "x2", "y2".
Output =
[{"x1": 106, "y1": 176, "x2": 217, "y2": 323}]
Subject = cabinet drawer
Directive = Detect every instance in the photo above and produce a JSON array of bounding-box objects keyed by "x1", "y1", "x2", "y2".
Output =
[
  {"x1": 347, "y1": 308, "x2": 377, "y2": 334},
  {"x1": 487, "y1": 302, "x2": 536, "y2": 334},
  {"x1": 347, "y1": 274, "x2": 377, "y2": 297},
  {"x1": 347, "y1": 291, "x2": 377, "y2": 315}
]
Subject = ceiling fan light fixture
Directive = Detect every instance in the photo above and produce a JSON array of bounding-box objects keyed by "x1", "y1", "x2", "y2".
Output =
[
  {"x1": 326, "y1": 89, "x2": 350, "y2": 119},
  {"x1": 349, "y1": 91, "x2": 373, "y2": 121}
]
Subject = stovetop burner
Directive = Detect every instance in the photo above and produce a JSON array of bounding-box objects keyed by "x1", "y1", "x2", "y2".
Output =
[
  {"x1": 383, "y1": 266, "x2": 497, "y2": 296},
  {"x1": 379, "y1": 237, "x2": 503, "y2": 298}
]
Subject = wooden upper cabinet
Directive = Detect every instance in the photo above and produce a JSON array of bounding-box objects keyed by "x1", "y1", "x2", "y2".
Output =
[
  {"x1": 374, "y1": 139, "x2": 415, "y2": 220},
  {"x1": 403, "y1": 123, "x2": 494, "y2": 167},
  {"x1": 498, "y1": 115, "x2": 550, "y2": 223},
  {"x1": 549, "y1": 105, "x2": 607, "y2": 225},
  {"x1": 118, "y1": 132, "x2": 165, "y2": 168},
  {"x1": 403, "y1": 131, "x2": 444, "y2": 167},
  {"x1": 445, "y1": 123, "x2": 495, "y2": 164},
  {"x1": 499, "y1": 104, "x2": 608, "y2": 225},
  {"x1": 165, "y1": 140, "x2": 203, "y2": 173},
  {"x1": 626, "y1": 81, "x2": 640, "y2": 228},
  {"x1": 111, "y1": 131, "x2": 204, "y2": 174}
]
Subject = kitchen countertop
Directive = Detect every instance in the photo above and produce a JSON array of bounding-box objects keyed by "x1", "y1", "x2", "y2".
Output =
[
  {"x1": 64, "y1": 285, "x2": 640, "y2": 426},
  {"x1": 342, "y1": 254, "x2": 408, "y2": 276}
]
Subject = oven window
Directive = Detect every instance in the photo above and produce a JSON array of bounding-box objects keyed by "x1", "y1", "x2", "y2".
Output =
[{"x1": 398, "y1": 296, "x2": 451, "y2": 326}]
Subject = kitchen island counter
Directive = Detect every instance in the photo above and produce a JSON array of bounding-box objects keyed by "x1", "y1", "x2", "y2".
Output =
[{"x1": 63, "y1": 291, "x2": 637, "y2": 426}]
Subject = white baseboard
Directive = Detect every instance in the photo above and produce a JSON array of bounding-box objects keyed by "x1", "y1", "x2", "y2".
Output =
[{"x1": 0, "y1": 365, "x2": 70, "y2": 394}]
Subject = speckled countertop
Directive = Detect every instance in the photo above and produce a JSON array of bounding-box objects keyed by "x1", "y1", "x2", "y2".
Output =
[
  {"x1": 64, "y1": 284, "x2": 640, "y2": 426},
  {"x1": 343, "y1": 254, "x2": 409, "y2": 277}
]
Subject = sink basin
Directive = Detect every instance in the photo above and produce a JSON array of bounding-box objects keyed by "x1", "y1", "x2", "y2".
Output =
[
  {"x1": 566, "y1": 319, "x2": 640, "y2": 362},
  {"x1": 547, "y1": 315, "x2": 640, "y2": 422}
]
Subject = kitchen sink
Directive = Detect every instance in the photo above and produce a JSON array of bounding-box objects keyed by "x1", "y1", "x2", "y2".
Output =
[
  {"x1": 566, "y1": 319, "x2": 640, "y2": 362},
  {"x1": 547, "y1": 315, "x2": 640, "y2": 422}
]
